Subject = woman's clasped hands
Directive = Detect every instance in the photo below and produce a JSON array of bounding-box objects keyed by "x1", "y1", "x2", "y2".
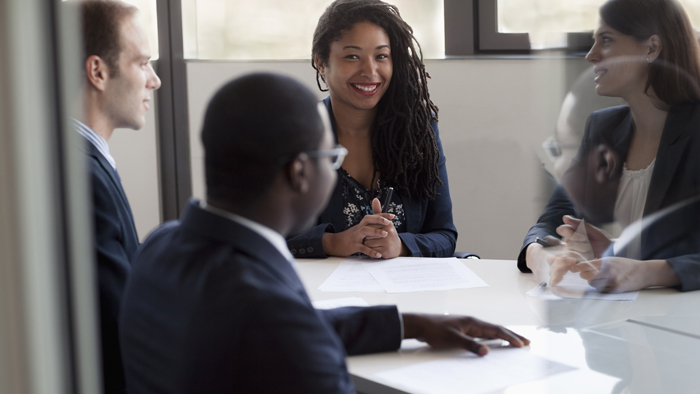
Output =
[
  {"x1": 546, "y1": 216, "x2": 612, "y2": 289},
  {"x1": 322, "y1": 198, "x2": 408, "y2": 259},
  {"x1": 545, "y1": 215, "x2": 676, "y2": 293}
]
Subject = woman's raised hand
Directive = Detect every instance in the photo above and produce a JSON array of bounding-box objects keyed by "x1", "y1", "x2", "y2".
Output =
[{"x1": 556, "y1": 215, "x2": 613, "y2": 259}]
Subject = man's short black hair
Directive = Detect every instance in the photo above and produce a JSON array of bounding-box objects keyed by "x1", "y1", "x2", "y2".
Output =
[{"x1": 202, "y1": 73, "x2": 325, "y2": 204}]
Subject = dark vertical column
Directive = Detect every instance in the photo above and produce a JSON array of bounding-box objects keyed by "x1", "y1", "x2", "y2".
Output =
[
  {"x1": 444, "y1": 0, "x2": 475, "y2": 56},
  {"x1": 155, "y1": 0, "x2": 192, "y2": 221}
]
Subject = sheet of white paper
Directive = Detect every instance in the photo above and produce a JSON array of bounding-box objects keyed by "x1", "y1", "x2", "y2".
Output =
[
  {"x1": 375, "y1": 348, "x2": 575, "y2": 394},
  {"x1": 362, "y1": 257, "x2": 488, "y2": 293},
  {"x1": 312, "y1": 297, "x2": 370, "y2": 309},
  {"x1": 318, "y1": 260, "x2": 385, "y2": 292},
  {"x1": 526, "y1": 272, "x2": 638, "y2": 301}
]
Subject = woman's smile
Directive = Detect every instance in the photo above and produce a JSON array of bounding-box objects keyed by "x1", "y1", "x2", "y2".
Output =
[{"x1": 350, "y1": 82, "x2": 381, "y2": 95}]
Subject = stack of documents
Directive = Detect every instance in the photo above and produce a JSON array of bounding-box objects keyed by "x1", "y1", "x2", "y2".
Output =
[{"x1": 318, "y1": 257, "x2": 488, "y2": 293}]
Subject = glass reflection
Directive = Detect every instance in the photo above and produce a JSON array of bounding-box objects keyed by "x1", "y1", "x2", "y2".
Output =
[{"x1": 522, "y1": 0, "x2": 700, "y2": 296}]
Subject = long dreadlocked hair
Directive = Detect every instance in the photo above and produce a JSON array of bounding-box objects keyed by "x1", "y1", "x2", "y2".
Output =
[{"x1": 311, "y1": 0, "x2": 442, "y2": 201}]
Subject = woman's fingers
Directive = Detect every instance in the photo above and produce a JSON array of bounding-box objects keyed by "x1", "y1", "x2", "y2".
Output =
[
  {"x1": 555, "y1": 224, "x2": 575, "y2": 241},
  {"x1": 372, "y1": 197, "x2": 382, "y2": 214},
  {"x1": 360, "y1": 214, "x2": 393, "y2": 227},
  {"x1": 549, "y1": 255, "x2": 577, "y2": 286},
  {"x1": 360, "y1": 245, "x2": 382, "y2": 259},
  {"x1": 562, "y1": 215, "x2": 581, "y2": 228},
  {"x1": 362, "y1": 226, "x2": 389, "y2": 240}
]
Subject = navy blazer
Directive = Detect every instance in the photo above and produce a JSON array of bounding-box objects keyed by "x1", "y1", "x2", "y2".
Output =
[
  {"x1": 287, "y1": 97, "x2": 458, "y2": 258},
  {"x1": 83, "y1": 137, "x2": 139, "y2": 393},
  {"x1": 519, "y1": 104, "x2": 700, "y2": 290},
  {"x1": 120, "y1": 200, "x2": 402, "y2": 393}
]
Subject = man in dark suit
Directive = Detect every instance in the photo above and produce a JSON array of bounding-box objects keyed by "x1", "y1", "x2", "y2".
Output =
[
  {"x1": 120, "y1": 73, "x2": 529, "y2": 393},
  {"x1": 74, "y1": 1, "x2": 161, "y2": 392}
]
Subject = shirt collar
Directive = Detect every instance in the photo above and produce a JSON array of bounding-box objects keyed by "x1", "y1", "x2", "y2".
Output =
[
  {"x1": 72, "y1": 118, "x2": 117, "y2": 169},
  {"x1": 201, "y1": 201, "x2": 296, "y2": 264}
]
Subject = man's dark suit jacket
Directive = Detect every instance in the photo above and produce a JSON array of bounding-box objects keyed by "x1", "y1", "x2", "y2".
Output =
[
  {"x1": 120, "y1": 200, "x2": 401, "y2": 393},
  {"x1": 83, "y1": 137, "x2": 139, "y2": 393},
  {"x1": 519, "y1": 103, "x2": 700, "y2": 290}
]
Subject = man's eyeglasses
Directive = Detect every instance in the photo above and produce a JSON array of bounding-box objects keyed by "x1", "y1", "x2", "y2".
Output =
[
  {"x1": 281, "y1": 145, "x2": 348, "y2": 170},
  {"x1": 542, "y1": 136, "x2": 580, "y2": 162},
  {"x1": 303, "y1": 145, "x2": 348, "y2": 170}
]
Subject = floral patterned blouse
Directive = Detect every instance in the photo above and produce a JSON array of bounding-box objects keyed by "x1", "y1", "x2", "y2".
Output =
[{"x1": 338, "y1": 168, "x2": 406, "y2": 233}]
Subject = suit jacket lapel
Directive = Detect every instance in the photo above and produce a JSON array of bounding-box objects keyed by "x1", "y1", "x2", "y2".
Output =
[
  {"x1": 609, "y1": 111, "x2": 634, "y2": 161},
  {"x1": 645, "y1": 104, "x2": 695, "y2": 214},
  {"x1": 180, "y1": 202, "x2": 308, "y2": 297},
  {"x1": 82, "y1": 137, "x2": 132, "y2": 211},
  {"x1": 80, "y1": 136, "x2": 138, "y2": 240}
]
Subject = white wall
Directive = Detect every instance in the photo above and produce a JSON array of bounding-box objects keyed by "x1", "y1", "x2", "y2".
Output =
[{"x1": 185, "y1": 58, "x2": 585, "y2": 259}]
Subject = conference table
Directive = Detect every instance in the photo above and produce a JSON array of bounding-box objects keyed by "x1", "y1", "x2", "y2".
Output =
[{"x1": 296, "y1": 257, "x2": 700, "y2": 394}]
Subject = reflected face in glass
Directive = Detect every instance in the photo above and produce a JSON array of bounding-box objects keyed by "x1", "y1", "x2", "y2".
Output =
[
  {"x1": 561, "y1": 144, "x2": 621, "y2": 225},
  {"x1": 586, "y1": 21, "x2": 650, "y2": 99},
  {"x1": 550, "y1": 93, "x2": 583, "y2": 181},
  {"x1": 317, "y1": 21, "x2": 393, "y2": 113},
  {"x1": 104, "y1": 15, "x2": 161, "y2": 130}
]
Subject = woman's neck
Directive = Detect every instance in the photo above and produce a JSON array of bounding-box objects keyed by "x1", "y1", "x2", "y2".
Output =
[
  {"x1": 623, "y1": 89, "x2": 669, "y2": 170},
  {"x1": 329, "y1": 95, "x2": 377, "y2": 137},
  {"x1": 625, "y1": 91, "x2": 669, "y2": 138}
]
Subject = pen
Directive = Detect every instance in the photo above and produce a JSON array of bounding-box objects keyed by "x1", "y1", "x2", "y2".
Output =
[{"x1": 382, "y1": 187, "x2": 394, "y2": 213}]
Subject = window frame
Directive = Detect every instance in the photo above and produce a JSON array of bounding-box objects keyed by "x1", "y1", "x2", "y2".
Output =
[{"x1": 445, "y1": 0, "x2": 597, "y2": 56}]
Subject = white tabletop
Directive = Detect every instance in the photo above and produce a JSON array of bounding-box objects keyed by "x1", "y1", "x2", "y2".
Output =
[{"x1": 296, "y1": 257, "x2": 700, "y2": 394}]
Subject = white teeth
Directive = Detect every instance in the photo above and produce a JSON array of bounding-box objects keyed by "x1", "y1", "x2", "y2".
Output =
[{"x1": 352, "y1": 84, "x2": 377, "y2": 92}]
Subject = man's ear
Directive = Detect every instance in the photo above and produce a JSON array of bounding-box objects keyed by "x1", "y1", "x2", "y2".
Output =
[
  {"x1": 85, "y1": 55, "x2": 109, "y2": 91},
  {"x1": 593, "y1": 144, "x2": 620, "y2": 184},
  {"x1": 286, "y1": 153, "x2": 310, "y2": 195}
]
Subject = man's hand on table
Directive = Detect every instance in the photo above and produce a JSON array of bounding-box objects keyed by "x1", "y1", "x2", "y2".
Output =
[{"x1": 402, "y1": 313, "x2": 530, "y2": 356}]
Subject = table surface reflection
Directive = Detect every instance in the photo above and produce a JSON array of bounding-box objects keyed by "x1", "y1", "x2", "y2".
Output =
[{"x1": 296, "y1": 258, "x2": 700, "y2": 394}]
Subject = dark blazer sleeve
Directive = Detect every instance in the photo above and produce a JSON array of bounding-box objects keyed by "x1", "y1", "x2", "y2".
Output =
[
  {"x1": 320, "y1": 306, "x2": 402, "y2": 355},
  {"x1": 667, "y1": 255, "x2": 700, "y2": 291},
  {"x1": 517, "y1": 185, "x2": 575, "y2": 272},
  {"x1": 399, "y1": 121, "x2": 458, "y2": 257},
  {"x1": 287, "y1": 222, "x2": 334, "y2": 258}
]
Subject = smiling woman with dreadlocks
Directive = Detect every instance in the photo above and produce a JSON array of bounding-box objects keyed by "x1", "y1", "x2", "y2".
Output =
[{"x1": 287, "y1": 0, "x2": 457, "y2": 259}]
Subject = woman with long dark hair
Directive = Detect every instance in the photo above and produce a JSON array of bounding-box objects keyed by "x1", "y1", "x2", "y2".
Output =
[
  {"x1": 287, "y1": 0, "x2": 457, "y2": 259},
  {"x1": 521, "y1": 0, "x2": 700, "y2": 292}
]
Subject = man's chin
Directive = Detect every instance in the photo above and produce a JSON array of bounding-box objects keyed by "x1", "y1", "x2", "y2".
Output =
[{"x1": 121, "y1": 117, "x2": 145, "y2": 131}]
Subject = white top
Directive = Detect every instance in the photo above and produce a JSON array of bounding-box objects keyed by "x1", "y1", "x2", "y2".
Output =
[
  {"x1": 72, "y1": 119, "x2": 117, "y2": 170},
  {"x1": 613, "y1": 159, "x2": 656, "y2": 231}
]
